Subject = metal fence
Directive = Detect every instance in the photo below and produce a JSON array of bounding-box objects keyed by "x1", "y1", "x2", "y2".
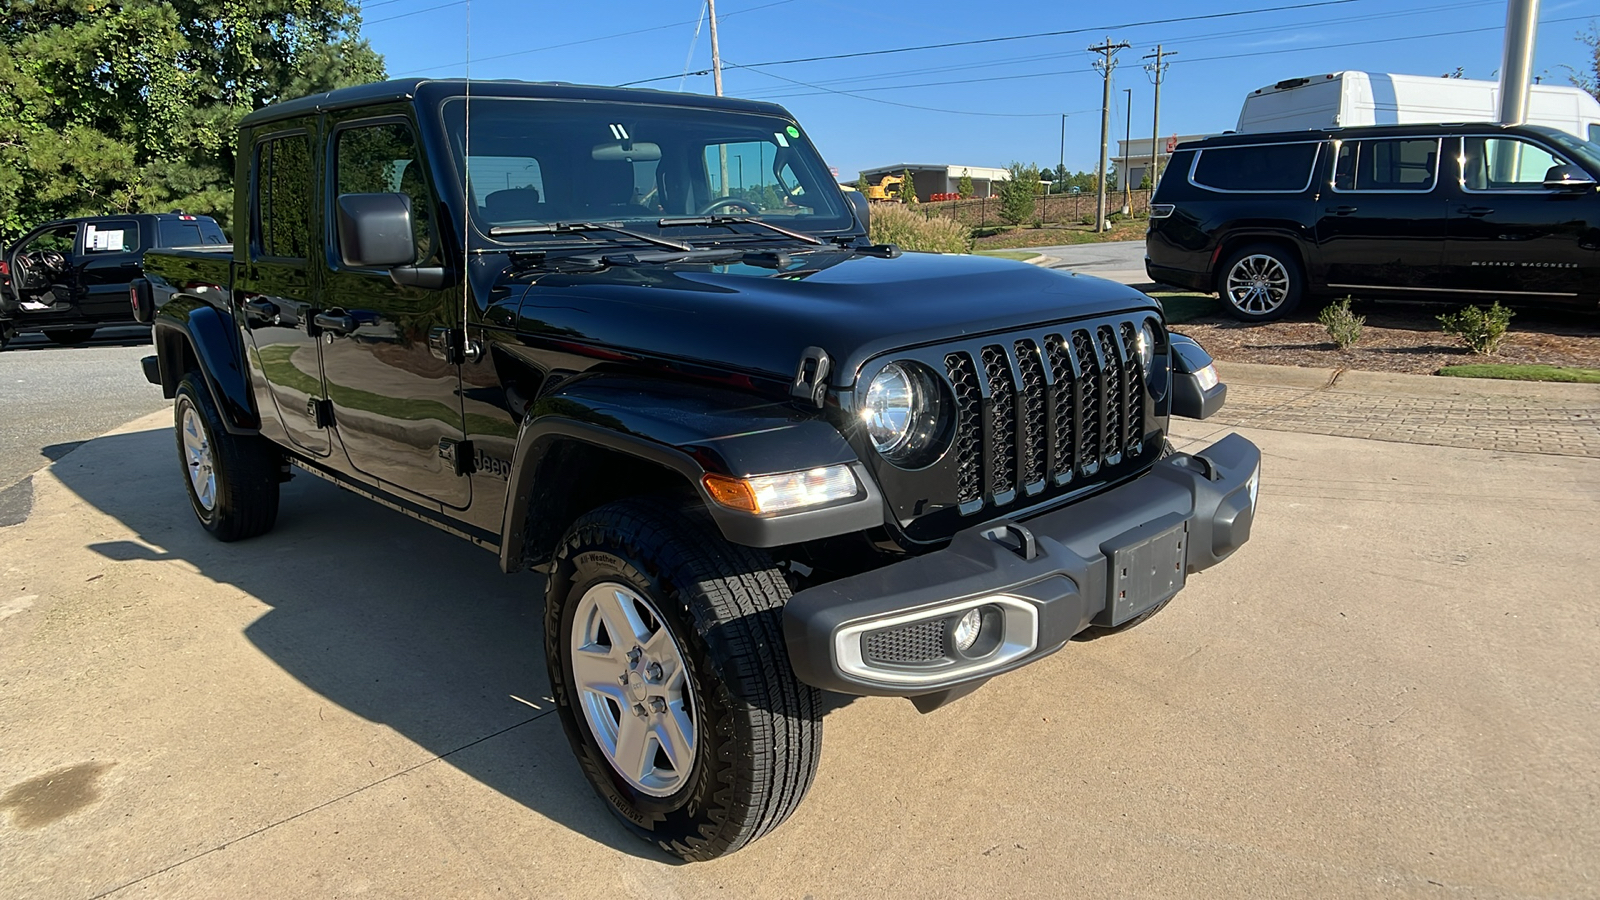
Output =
[{"x1": 909, "y1": 190, "x2": 1154, "y2": 228}]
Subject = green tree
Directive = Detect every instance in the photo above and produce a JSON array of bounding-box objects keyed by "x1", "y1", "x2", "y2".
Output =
[
  {"x1": 957, "y1": 168, "x2": 974, "y2": 199},
  {"x1": 857, "y1": 172, "x2": 870, "y2": 194},
  {"x1": 997, "y1": 161, "x2": 1040, "y2": 226},
  {"x1": 0, "y1": 0, "x2": 385, "y2": 242},
  {"x1": 899, "y1": 168, "x2": 918, "y2": 204},
  {"x1": 1563, "y1": 21, "x2": 1599, "y2": 100}
]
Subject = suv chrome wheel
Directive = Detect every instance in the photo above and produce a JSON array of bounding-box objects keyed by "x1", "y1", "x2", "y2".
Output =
[
  {"x1": 570, "y1": 581, "x2": 696, "y2": 797},
  {"x1": 1225, "y1": 254, "x2": 1290, "y2": 316}
]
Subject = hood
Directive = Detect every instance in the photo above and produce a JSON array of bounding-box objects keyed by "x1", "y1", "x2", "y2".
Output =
[{"x1": 488, "y1": 249, "x2": 1160, "y2": 388}]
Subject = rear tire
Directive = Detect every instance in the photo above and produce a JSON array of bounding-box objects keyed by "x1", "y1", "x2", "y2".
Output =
[
  {"x1": 174, "y1": 373, "x2": 280, "y2": 541},
  {"x1": 45, "y1": 328, "x2": 96, "y2": 346},
  {"x1": 546, "y1": 498, "x2": 822, "y2": 861},
  {"x1": 1218, "y1": 243, "x2": 1303, "y2": 323}
]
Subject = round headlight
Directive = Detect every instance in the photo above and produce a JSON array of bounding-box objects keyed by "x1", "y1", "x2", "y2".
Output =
[
  {"x1": 860, "y1": 362, "x2": 945, "y2": 464},
  {"x1": 1137, "y1": 321, "x2": 1157, "y2": 375}
]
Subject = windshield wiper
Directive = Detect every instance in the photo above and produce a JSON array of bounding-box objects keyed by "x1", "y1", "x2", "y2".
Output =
[
  {"x1": 657, "y1": 215, "x2": 825, "y2": 246},
  {"x1": 488, "y1": 221, "x2": 691, "y2": 252}
]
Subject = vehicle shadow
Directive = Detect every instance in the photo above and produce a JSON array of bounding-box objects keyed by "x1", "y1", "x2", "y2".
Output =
[
  {"x1": 50, "y1": 424, "x2": 682, "y2": 862},
  {"x1": 3, "y1": 326, "x2": 152, "y2": 352}
]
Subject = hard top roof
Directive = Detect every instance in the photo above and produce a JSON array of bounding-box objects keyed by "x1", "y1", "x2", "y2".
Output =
[{"x1": 238, "y1": 78, "x2": 794, "y2": 128}]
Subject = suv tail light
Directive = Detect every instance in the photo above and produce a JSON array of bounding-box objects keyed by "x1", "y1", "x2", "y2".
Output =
[{"x1": 1149, "y1": 204, "x2": 1175, "y2": 219}]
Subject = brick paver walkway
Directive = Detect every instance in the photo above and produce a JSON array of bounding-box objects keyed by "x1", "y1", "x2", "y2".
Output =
[{"x1": 1212, "y1": 383, "x2": 1600, "y2": 458}]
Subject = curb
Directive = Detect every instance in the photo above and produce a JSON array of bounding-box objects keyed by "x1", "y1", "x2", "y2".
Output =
[{"x1": 1217, "y1": 360, "x2": 1600, "y2": 402}]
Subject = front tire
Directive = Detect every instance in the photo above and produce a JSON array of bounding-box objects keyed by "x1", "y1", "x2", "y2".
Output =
[
  {"x1": 1218, "y1": 244, "x2": 1303, "y2": 323},
  {"x1": 546, "y1": 498, "x2": 822, "y2": 861},
  {"x1": 174, "y1": 373, "x2": 281, "y2": 541}
]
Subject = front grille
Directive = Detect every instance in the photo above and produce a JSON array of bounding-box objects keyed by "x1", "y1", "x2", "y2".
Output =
[
  {"x1": 941, "y1": 317, "x2": 1151, "y2": 515},
  {"x1": 863, "y1": 618, "x2": 950, "y2": 665}
]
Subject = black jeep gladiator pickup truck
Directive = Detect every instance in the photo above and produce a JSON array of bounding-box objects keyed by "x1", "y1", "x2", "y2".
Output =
[{"x1": 139, "y1": 78, "x2": 1259, "y2": 861}]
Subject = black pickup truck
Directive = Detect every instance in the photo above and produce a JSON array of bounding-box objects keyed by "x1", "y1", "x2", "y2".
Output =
[
  {"x1": 138, "y1": 78, "x2": 1259, "y2": 861},
  {"x1": 1, "y1": 212, "x2": 225, "y2": 347}
]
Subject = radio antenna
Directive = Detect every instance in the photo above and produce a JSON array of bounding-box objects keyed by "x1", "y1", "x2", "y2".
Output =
[{"x1": 459, "y1": 0, "x2": 472, "y2": 361}]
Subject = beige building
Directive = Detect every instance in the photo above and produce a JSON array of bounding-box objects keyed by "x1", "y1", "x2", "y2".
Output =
[
  {"x1": 857, "y1": 164, "x2": 1011, "y2": 200},
  {"x1": 1113, "y1": 134, "x2": 1215, "y2": 187}
]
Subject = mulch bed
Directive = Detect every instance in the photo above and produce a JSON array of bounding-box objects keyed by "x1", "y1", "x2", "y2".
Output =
[{"x1": 1169, "y1": 302, "x2": 1600, "y2": 375}]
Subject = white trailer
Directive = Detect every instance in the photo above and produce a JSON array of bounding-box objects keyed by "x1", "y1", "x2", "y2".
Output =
[{"x1": 1236, "y1": 72, "x2": 1600, "y2": 143}]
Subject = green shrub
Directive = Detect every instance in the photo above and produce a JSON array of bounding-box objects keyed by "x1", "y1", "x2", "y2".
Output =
[
  {"x1": 1438, "y1": 302, "x2": 1514, "y2": 355},
  {"x1": 869, "y1": 203, "x2": 971, "y2": 253},
  {"x1": 1317, "y1": 296, "x2": 1365, "y2": 349}
]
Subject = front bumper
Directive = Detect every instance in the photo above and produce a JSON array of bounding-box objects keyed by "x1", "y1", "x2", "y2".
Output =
[{"x1": 783, "y1": 433, "x2": 1260, "y2": 698}]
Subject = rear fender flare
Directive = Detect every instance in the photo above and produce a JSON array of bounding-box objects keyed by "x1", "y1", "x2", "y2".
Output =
[{"x1": 152, "y1": 297, "x2": 259, "y2": 434}]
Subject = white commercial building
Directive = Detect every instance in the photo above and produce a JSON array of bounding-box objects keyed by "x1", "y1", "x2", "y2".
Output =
[
  {"x1": 1113, "y1": 134, "x2": 1214, "y2": 188},
  {"x1": 857, "y1": 164, "x2": 1011, "y2": 200}
]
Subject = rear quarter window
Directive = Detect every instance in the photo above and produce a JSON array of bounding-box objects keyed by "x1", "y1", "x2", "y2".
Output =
[{"x1": 1190, "y1": 142, "x2": 1320, "y2": 192}]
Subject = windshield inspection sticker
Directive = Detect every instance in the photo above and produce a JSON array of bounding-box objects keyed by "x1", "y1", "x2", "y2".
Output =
[{"x1": 785, "y1": 125, "x2": 800, "y2": 138}]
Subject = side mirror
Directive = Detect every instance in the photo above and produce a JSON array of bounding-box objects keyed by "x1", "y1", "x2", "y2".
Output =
[
  {"x1": 1169, "y1": 333, "x2": 1227, "y2": 420},
  {"x1": 846, "y1": 190, "x2": 870, "y2": 232},
  {"x1": 1543, "y1": 164, "x2": 1596, "y2": 192},
  {"x1": 336, "y1": 193, "x2": 417, "y2": 268}
]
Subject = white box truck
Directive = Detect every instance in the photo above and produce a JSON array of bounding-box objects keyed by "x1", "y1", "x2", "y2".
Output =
[{"x1": 1236, "y1": 71, "x2": 1600, "y2": 143}]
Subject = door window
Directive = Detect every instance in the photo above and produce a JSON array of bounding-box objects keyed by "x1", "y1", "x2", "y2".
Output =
[
  {"x1": 1460, "y1": 137, "x2": 1566, "y2": 191},
  {"x1": 253, "y1": 133, "x2": 313, "y2": 260},
  {"x1": 1332, "y1": 138, "x2": 1438, "y2": 192},
  {"x1": 84, "y1": 221, "x2": 138, "y2": 253},
  {"x1": 335, "y1": 121, "x2": 436, "y2": 265},
  {"x1": 20, "y1": 224, "x2": 77, "y2": 256}
]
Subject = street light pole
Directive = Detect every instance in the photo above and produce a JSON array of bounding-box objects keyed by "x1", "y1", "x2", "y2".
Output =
[{"x1": 1121, "y1": 88, "x2": 1132, "y2": 216}]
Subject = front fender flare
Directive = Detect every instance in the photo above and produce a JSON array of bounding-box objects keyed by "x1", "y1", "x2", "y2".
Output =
[
  {"x1": 497, "y1": 376, "x2": 883, "y2": 572},
  {"x1": 152, "y1": 297, "x2": 259, "y2": 434}
]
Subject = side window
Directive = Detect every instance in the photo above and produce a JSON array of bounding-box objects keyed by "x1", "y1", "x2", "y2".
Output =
[
  {"x1": 1334, "y1": 138, "x2": 1437, "y2": 191},
  {"x1": 336, "y1": 121, "x2": 435, "y2": 265},
  {"x1": 23, "y1": 224, "x2": 78, "y2": 256},
  {"x1": 1190, "y1": 143, "x2": 1319, "y2": 192},
  {"x1": 1461, "y1": 137, "x2": 1566, "y2": 191},
  {"x1": 84, "y1": 221, "x2": 138, "y2": 253},
  {"x1": 253, "y1": 133, "x2": 313, "y2": 260}
]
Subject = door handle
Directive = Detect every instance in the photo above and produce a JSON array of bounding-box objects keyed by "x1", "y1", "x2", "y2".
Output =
[
  {"x1": 1326, "y1": 205, "x2": 1358, "y2": 216},
  {"x1": 1460, "y1": 206, "x2": 1495, "y2": 217},
  {"x1": 314, "y1": 311, "x2": 357, "y2": 335}
]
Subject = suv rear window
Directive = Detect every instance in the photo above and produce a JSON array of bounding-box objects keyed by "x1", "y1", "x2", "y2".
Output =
[{"x1": 1190, "y1": 142, "x2": 1319, "y2": 192}]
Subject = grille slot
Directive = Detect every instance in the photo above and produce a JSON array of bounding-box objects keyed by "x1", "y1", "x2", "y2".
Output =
[
  {"x1": 863, "y1": 617, "x2": 950, "y2": 665},
  {"x1": 931, "y1": 316, "x2": 1153, "y2": 518}
]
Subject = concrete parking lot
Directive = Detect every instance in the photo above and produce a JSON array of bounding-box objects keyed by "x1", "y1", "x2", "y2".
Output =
[{"x1": 2, "y1": 369, "x2": 1598, "y2": 898}]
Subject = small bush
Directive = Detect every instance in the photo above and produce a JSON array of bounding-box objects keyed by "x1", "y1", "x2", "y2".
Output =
[
  {"x1": 1079, "y1": 214, "x2": 1096, "y2": 226},
  {"x1": 868, "y1": 203, "x2": 971, "y2": 254},
  {"x1": 1438, "y1": 302, "x2": 1515, "y2": 355},
  {"x1": 1317, "y1": 296, "x2": 1365, "y2": 349}
]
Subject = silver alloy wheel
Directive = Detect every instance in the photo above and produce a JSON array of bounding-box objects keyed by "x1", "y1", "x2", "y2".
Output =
[
  {"x1": 570, "y1": 581, "x2": 697, "y2": 797},
  {"x1": 1225, "y1": 253, "x2": 1291, "y2": 316},
  {"x1": 181, "y1": 406, "x2": 217, "y2": 512}
]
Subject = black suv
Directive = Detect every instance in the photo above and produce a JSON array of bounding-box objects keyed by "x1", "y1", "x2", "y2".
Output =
[
  {"x1": 1145, "y1": 122, "x2": 1600, "y2": 321},
  {"x1": 2, "y1": 212, "x2": 226, "y2": 347}
]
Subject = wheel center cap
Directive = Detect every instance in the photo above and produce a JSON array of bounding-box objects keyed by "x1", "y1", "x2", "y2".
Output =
[{"x1": 624, "y1": 670, "x2": 650, "y2": 704}]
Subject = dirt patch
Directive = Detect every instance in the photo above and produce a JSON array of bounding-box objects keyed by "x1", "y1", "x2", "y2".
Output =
[{"x1": 1168, "y1": 300, "x2": 1600, "y2": 376}]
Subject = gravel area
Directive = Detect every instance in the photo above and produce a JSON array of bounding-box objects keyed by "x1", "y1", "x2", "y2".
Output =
[{"x1": 1170, "y1": 302, "x2": 1600, "y2": 375}]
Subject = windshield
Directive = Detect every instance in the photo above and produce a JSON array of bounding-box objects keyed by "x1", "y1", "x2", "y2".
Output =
[
  {"x1": 440, "y1": 97, "x2": 853, "y2": 243},
  {"x1": 1526, "y1": 125, "x2": 1600, "y2": 175}
]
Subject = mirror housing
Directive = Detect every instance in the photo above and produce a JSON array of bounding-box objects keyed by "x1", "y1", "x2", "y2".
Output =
[
  {"x1": 846, "y1": 190, "x2": 870, "y2": 232},
  {"x1": 336, "y1": 193, "x2": 418, "y2": 268},
  {"x1": 591, "y1": 140, "x2": 661, "y2": 162},
  {"x1": 1169, "y1": 333, "x2": 1227, "y2": 420},
  {"x1": 1543, "y1": 164, "x2": 1596, "y2": 192}
]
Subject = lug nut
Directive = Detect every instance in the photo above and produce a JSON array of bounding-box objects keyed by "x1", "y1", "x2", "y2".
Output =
[
  {"x1": 646, "y1": 662, "x2": 664, "y2": 682},
  {"x1": 632, "y1": 703, "x2": 647, "y2": 718},
  {"x1": 649, "y1": 697, "x2": 667, "y2": 714},
  {"x1": 626, "y1": 647, "x2": 642, "y2": 666}
]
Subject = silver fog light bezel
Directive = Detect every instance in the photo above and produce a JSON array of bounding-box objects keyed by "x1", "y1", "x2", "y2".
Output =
[{"x1": 836, "y1": 596, "x2": 1039, "y2": 687}]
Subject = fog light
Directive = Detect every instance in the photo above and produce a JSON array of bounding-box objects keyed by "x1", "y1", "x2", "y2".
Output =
[{"x1": 952, "y1": 608, "x2": 982, "y2": 652}]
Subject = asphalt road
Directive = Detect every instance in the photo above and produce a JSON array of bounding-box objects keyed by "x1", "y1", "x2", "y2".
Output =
[
  {"x1": 1028, "y1": 238, "x2": 1147, "y2": 275},
  {"x1": 0, "y1": 326, "x2": 168, "y2": 495}
]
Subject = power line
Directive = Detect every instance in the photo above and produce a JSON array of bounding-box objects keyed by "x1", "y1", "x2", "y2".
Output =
[
  {"x1": 620, "y1": 0, "x2": 1364, "y2": 86},
  {"x1": 728, "y1": 59, "x2": 1084, "y2": 118}
]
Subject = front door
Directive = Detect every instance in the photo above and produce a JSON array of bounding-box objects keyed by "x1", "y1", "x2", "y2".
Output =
[
  {"x1": 318, "y1": 113, "x2": 469, "y2": 508},
  {"x1": 1314, "y1": 136, "x2": 1447, "y2": 292},
  {"x1": 239, "y1": 125, "x2": 331, "y2": 456},
  {"x1": 5, "y1": 222, "x2": 80, "y2": 312},
  {"x1": 77, "y1": 219, "x2": 143, "y2": 320},
  {"x1": 1443, "y1": 134, "x2": 1596, "y2": 304}
]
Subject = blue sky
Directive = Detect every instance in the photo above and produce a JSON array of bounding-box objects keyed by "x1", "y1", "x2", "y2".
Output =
[{"x1": 358, "y1": 0, "x2": 1598, "y2": 180}]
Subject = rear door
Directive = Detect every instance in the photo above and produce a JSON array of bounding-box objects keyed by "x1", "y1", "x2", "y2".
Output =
[
  {"x1": 1314, "y1": 136, "x2": 1447, "y2": 292},
  {"x1": 77, "y1": 219, "x2": 143, "y2": 320},
  {"x1": 238, "y1": 123, "x2": 332, "y2": 457},
  {"x1": 318, "y1": 111, "x2": 469, "y2": 508},
  {"x1": 1443, "y1": 134, "x2": 1594, "y2": 303}
]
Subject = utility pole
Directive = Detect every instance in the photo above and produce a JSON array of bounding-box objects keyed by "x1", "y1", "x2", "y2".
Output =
[
  {"x1": 1089, "y1": 37, "x2": 1129, "y2": 233},
  {"x1": 1144, "y1": 44, "x2": 1174, "y2": 190},
  {"x1": 1059, "y1": 114, "x2": 1067, "y2": 194},
  {"x1": 708, "y1": 0, "x2": 729, "y2": 196},
  {"x1": 1121, "y1": 87, "x2": 1132, "y2": 216}
]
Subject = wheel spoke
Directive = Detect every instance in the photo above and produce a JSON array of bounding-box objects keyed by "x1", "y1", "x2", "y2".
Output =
[
  {"x1": 656, "y1": 700, "x2": 694, "y2": 771},
  {"x1": 571, "y1": 646, "x2": 624, "y2": 696},
  {"x1": 613, "y1": 715, "x2": 654, "y2": 784},
  {"x1": 594, "y1": 587, "x2": 651, "y2": 647}
]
